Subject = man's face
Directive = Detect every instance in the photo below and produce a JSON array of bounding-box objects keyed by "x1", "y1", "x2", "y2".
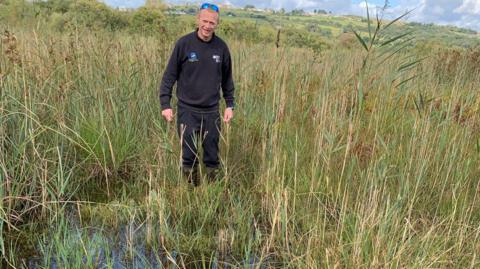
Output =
[{"x1": 197, "y1": 9, "x2": 219, "y2": 41}]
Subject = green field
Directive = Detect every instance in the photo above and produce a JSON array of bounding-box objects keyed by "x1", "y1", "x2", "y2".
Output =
[
  {"x1": 171, "y1": 4, "x2": 480, "y2": 49},
  {"x1": 1, "y1": 0, "x2": 480, "y2": 268}
]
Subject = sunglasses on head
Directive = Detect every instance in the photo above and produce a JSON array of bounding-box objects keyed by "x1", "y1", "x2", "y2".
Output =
[{"x1": 200, "y1": 3, "x2": 219, "y2": 13}]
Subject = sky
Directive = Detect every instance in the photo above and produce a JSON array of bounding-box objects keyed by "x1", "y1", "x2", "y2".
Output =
[{"x1": 103, "y1": 0, "x2": 480, "y2": 31}]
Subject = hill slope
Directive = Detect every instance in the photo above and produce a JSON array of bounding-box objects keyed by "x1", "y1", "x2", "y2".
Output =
[{"x1": 169, "y1": 5, "x2": 480, "y2": 49}]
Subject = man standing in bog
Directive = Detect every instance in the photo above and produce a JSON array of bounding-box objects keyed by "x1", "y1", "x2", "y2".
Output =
[{"x1": 159, "y1": 3, "x2": 235, "y2": 187}]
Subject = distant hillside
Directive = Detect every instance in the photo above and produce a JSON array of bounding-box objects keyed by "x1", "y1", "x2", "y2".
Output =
[
  {"x1": 169, "y1": 5, "x2": 480, "y2": 49},
  {"x1": 1, "y1": 0, "x2": 478, "y2": 51}
]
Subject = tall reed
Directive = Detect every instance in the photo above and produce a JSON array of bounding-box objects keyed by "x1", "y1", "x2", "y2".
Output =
[{"x1": 1, "y1": 22, "x2": 479, "y2": 267}]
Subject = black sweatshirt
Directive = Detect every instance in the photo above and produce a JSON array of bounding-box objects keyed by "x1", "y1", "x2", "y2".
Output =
[{"x1": 159, "y1": 31, "x2": 235, "y2": 112}]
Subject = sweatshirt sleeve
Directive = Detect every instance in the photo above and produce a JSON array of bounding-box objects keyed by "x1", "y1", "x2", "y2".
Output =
[
  {"x1": 159, "y1": 42, "x2": 181, "y2": 110},
  {"x1": 221, "y1": 46, "x2": 235, "y2": 108}
]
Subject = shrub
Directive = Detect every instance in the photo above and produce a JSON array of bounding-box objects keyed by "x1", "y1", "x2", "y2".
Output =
[
  {"x1": 130, "y1": 7, "x2": 166, "y2": 35},
  {"x1": 66, "y1": 0, "x2": 126, "y2": 31}
]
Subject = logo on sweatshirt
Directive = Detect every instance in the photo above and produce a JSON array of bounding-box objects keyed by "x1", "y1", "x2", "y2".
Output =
[
  {"x1": 212, "y1": 55, "x2": 221, "y2": 63},
  {"x1": 188, "y1": 52, "x2": 199, "y2": 62}
]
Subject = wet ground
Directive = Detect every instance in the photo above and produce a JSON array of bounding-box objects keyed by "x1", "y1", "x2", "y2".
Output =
[{"x1": 21, "y1": 208, "x2": 270, "y2": 269}]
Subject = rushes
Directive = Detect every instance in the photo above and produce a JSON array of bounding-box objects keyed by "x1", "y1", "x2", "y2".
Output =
[
  {"x1": 1, "y1": 23, "x2": 480, "y2": 268},
  {"x1": 2, "y1": 30, "x2": 21, "y2": 66}
]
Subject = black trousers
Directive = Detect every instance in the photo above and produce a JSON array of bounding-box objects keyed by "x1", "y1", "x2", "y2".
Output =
[{"x1": 177, "y1": 107, "x2": 221, "y2": 169}]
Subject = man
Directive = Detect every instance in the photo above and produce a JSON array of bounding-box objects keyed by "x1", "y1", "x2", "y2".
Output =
[{"x1": 159, "y1": 3, "x2": 235, "y2": 187}]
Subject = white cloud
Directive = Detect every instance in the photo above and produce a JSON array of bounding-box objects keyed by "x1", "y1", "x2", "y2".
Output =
[
  {"x1": 455, "y1": 0, "x2": 480, "y2": 15},
  {"x1": 360, "y1": 0, "x2": 480, "y2": 31},
  {"x1": 411, "y1": 0, "x2": 480, "y2": 30}
]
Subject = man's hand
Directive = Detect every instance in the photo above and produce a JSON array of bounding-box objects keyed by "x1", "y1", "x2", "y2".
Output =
[
  {"x1": 162, "y1": 108, "x2": 174, "y2": 122},
  {"x1": 223, "y1": 107, "x2": 234, "y2": 123}
]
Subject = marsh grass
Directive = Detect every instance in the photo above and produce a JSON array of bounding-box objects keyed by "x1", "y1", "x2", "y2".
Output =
[{"x1": 1, "y1": 21, "x2": 480, "y2": 268}]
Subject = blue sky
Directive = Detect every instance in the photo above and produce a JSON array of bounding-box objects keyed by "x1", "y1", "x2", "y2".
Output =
[
  {"x1": 103, "y1": 0, "x2": 480, "y2": 31},
  {"x1": 353, "y1": 0, "x2": 399, "y2": 5}
]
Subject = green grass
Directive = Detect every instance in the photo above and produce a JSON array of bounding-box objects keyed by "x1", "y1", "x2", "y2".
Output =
[
  {"x1": 1, "y1": 13, "x2": 480, "y2": 269},
  {"x1": 170, "y1": 5, "x2": 480, "y2": 48}
]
